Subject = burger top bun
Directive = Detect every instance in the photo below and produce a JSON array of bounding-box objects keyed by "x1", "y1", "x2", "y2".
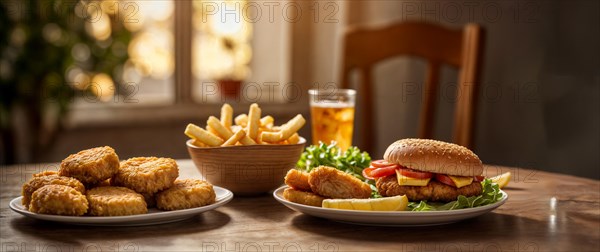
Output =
[{"x1": 383, "y1": 139, "x2": 483, "y2": 177}]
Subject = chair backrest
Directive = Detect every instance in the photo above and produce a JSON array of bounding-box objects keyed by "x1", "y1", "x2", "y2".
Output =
[{"x1": 340, "y1": 21, "x2": 484, "y2": 152}]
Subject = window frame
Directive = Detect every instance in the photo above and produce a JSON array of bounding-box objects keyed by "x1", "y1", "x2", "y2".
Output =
[{"x1": 66, "y1": 0, "x2": 307, "y2": 129}]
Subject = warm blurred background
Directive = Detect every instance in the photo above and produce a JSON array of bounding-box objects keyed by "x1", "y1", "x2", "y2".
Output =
[{"x1": 1, "y1": 0, "x2": 598, "y2": 179}]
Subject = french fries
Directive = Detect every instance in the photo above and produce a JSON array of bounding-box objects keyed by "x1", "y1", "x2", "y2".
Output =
[
  {"x1": 185, "y1": 124, "x2": 224, "y2": 146},
  {"x1": 246, "y1": 103, "x2": 261, "y2": 141},
  {"x1": 280, "y1": 114, "x2": 306, "y2": 140},
  {"x1": 184, "y1": 103, "x2": 305, "y2": 147},
  {"x1": 220, "y1": 104, "x2": 233, "y2": 129},
  {"x1": 287, "y1": 133, "x2": 300, "y2": 144},
  {"x1": 234, "y1": 114, "x2": 248, "y2": 127},
  {"x1": 261, "y1": 131, "x2": 282, "y2": 143},
  {"x1": 207, "y1": 116, "x2": 233, "y2": 140},
  {"x1": 223, "y1": 129, "x2": 246, "y2": 146},
  {"x1": 260, "y1": 116, "x2": 274, "y2": 128}
]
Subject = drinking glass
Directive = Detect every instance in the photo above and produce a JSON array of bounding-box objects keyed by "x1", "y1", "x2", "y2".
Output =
[{"x1": 308, "y1": 89, "x2": 356, "y2": 152}]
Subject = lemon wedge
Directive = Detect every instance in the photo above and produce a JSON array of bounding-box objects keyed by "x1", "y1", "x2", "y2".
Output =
[
  {"x1": 490, "y1": 172, "x2": 511, "y2": 189},
  {"x1": 322, "y1": 195, "x2": 408, "y2": 211}
]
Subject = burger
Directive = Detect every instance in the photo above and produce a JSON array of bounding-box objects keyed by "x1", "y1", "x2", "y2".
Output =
[{"x1": 363, "y1": 138, "x2": 484, "y2": 202}]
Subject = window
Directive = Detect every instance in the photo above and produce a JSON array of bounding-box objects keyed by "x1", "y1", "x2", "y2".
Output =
[
  {"x1": 67, "y1": 0, "x2": 294, "y2": 109},
  {"x1": 65, "y1": 0, "x2": 176, "y2": 109},
  {"x1": 191, "y1": 0, "x2": 292, "y2": 104}
]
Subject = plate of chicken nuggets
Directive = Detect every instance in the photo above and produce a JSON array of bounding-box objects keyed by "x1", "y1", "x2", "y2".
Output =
[{"x1": 9, "y1": 146, "x2": 233, "y2": 226}]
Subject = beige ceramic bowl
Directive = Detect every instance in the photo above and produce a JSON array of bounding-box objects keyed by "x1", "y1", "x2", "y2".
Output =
[{"x1": 186, "y1": 138, "x2": 306, "y2": 196}]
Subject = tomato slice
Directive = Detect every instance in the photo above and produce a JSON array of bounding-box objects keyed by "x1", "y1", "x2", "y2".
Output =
[
  {"x1": 398, "y1": 168, "x2": 433, "y2": 179},
  {"x1": 362, "y1": 165, "x2": 397, "y2": 180},
  {"x1": 474, "y1": 175, "x2": 485, "y2": 182},
  {"x1": 371, "y1": 166, "x2": 397, "y2": 178},
  {"x1": 435, "y1": 174, "x2": 456, "y2": 187},
  {"x1": 371, "y1": 159, "x2": 395, "y2": 168},
  {"x1": 362, "y1": 167, "x2": 377, "y2": 180}
]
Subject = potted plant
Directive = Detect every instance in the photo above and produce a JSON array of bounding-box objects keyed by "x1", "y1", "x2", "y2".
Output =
[
  {"x1": 0, "y1": 0, "x2": 132, "y2": 164},
  {"x1": 194, "y1": 0, "x2": 252, "y2": 99}
]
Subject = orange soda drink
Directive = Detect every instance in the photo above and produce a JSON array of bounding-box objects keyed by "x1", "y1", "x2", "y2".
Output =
[{"x1": 308, "y1": 89, "x2": 356, "y2": 152}]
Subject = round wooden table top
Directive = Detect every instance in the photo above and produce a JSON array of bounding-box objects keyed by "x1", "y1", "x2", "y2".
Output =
[{"x1": 1, "y1": 160, "x2": 598, "y2": 251}]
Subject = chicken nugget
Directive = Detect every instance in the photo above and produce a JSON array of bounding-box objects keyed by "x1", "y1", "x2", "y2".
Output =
[
  {"x1": 308, "y1": 166, "x2": 371, "y2": 199},
  {"x1": 59, "y1": 146, "x2": 120, "y2": 185},
  {"x1": 22, "y1": 174, "x2": 85, "y2": 208},
  {"x1": 156, "y1": 179, "x2": 215, "y2": 211},
  {"x1": 113, "y1": 157, "x2": 179, "y2": 194},
  {"x1": 283, "y1": 188, "x2": 325, "y2": 207},
  {"x1": 284, "y1": 169, "x2": 311, "y2": 191},
  {"x1": 86, "y1": 186, "x2": 147, "y2": 216},
  {"x1": 29, "y1": 185, "x2": 88, "y2": 216}
]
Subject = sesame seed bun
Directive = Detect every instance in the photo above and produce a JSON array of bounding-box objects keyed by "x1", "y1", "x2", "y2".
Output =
[{"x1": 383, "y1": 139, "x2": 483, "y2": 177}]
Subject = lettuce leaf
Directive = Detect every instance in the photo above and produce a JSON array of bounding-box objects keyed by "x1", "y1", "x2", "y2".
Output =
[
  {"x1": 296, "y1": 142, "x2": 371, "y2": 178},
  {"x1": 407, "y1": 179, "x2": 503, "y2": 211}
]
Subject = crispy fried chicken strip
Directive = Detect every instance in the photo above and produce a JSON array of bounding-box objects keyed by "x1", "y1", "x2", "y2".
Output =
[
  {"x1": 284, "y1": 169, "x2": 311, "y2": 191},
  {"x1": 308, "y1": 166, "x2": 371, "y2": 199},
  {"x1": 283, "y1": 188, "x2": 325, "y2": 207}
]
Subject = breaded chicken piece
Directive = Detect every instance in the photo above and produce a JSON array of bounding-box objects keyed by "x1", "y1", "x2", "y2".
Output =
[
  {"x1": 113, "y1": 157, "x2": 179, "y2": 194},
  {"x1": 59, "y1": 146, "x2": 120, "y2": 184},
  {"x1": 86, "y1": 186, "x2": 147, "y2": 216},
  {"x1": 283, "y1": 188, "x2": 325, "y2": 207},
  {"x1": 376, "y1": 175, "x2": 483, "y2": 202},
  {"x1": 308, "y1": 166, "x2": 371, "y2": 199},
  {"x1": 284, "y1": 169, "x2": 311, "y2": 191},
  {"x1": 156, "y1": 179, "x2": 216, "y2": 211},
  {"x1": 29, "y1": 185, "x2": 88, "y2": 216},
  {"x1": 22, "y1": 174, "x2": 85, "y2": 208}
]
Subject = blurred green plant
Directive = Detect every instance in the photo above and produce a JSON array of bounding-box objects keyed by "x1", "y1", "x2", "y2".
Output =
[{"x1": 0, "y1": 0, "x2": 132, "y2": 164}]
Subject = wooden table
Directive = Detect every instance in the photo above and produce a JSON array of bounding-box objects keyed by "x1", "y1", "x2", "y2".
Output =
[{"x1": 1, "y1": 160, "x2": 599, "y2": 251}]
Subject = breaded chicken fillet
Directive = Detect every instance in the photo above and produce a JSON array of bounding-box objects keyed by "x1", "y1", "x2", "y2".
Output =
[
  {"x1": 377, "y1": 175, "x2": 482, "y2": 202},
  {"x1": 308, "y1": 166, "x2": 371, "y2": 199},
  {"x1": 284, "y1": 169, "x2": 311, "y2": 191},
  {"x1": 283, "y1": 188, "x2": 325, "y2": 207}
]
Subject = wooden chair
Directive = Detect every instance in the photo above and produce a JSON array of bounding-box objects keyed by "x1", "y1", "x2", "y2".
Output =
[{"x1": 340, "y1": 21, "x2": 484, "y2": 152}]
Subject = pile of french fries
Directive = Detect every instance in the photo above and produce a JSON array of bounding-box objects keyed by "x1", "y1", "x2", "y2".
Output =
[{"x1": 185, "y1": 103, "x2": 305, "y2": 147}]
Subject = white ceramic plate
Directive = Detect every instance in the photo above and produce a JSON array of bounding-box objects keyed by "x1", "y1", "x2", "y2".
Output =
[
  {"x1": 273, "y1": 186, "x2": 508, "y2": 226},
  {"x1": 10, "y1": 186, "x2": 233, "y2": 226}
]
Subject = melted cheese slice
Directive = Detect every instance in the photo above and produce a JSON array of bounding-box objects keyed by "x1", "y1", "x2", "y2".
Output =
[
  {"x1": 448, "y1": 175, "x2": 474, "y2": 188},
  {"x1": 396, "y1": 169, "x2": 430, "y2": 186}
]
